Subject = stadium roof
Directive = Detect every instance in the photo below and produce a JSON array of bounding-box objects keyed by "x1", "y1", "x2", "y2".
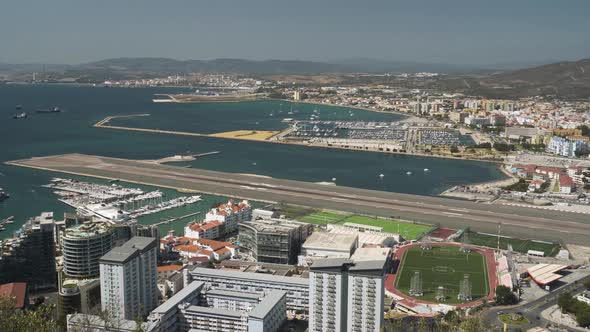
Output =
[{"x1": 527, "y1": 264, "x2": 568, "y2": 285}]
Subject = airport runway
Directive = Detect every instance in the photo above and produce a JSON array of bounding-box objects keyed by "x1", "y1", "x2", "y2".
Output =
[{"x1": 7, "y1": 154, "x2": 590, "y2": 245}]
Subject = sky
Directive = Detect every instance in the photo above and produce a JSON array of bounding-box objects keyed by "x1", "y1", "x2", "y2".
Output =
[{"x1": 1, "y1": 0, "x2": 589, "y2": 66}]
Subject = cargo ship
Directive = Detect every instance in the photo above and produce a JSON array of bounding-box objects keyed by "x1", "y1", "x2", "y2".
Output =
[{"x1": 36, "y1": 106, "x2": 61, "y2": 114}]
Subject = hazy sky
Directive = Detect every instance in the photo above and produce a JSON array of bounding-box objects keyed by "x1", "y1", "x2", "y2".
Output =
[{"x1": 1, "y1": 0, "x2": 589, "y2": 65}]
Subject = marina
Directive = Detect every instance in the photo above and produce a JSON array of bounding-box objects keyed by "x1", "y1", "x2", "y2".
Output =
[{"x1": 44, "y1": 178, "x2": 201, "y2": 223}]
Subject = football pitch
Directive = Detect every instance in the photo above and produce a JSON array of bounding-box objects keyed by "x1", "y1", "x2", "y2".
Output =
[{"x1": 395, "y1": 245, "x2": 489, "y2": 304}]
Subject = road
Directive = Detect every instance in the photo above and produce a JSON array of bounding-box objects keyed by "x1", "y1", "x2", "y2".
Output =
[
  {"x1": 485, "y1": 274, "x2": 590, "y2": 331},
  {"x1": 6, "y1": 153, "x2": 590, "y2": 245}
]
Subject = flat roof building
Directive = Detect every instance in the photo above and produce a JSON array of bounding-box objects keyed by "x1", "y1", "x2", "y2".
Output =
[
  {"x1": 239, "y1": 218, "x2": 313, "y2": 265},
  {"x1": 147, "y1": 281, "x2": 286, "y2": 332},
  {"x1": 185, "y1": 266, "x2": 309, "y2": 313},
  {"x1": 100, "y1": 237, "x2": 159, "y2": 320}
]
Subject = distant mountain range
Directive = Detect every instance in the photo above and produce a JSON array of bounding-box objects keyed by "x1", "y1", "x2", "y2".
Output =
[
  {"x1": 1, "y1": 57, "x2": 589, "y2": 98},
  {"x1": 439, "y1": 58, "x2": 590, "y2": 98}
]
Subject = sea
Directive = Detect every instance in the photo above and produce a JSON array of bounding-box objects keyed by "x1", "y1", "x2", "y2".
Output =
[{"x1": 0, "y1": 84, "x2": 505, "y2": 238}]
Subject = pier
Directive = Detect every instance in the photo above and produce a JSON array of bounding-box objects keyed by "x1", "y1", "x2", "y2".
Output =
[
  {"x1": 152, "y1": 211, "x2": 201, "y2": 226},
  {"x1": 6, "y1": 153, "x2": 590, "y2": 245}
]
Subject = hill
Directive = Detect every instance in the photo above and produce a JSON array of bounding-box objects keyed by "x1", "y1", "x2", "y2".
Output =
[{"x1": 444, "y1": 58, "x2": 590, "y2": 98}]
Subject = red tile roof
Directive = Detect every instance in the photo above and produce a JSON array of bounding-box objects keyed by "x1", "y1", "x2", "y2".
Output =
[
  {"x1": 559, "y1": 175, "x2": 575, "y2": 187},
  {"x1": 215, "y1": 247, "x2": 232, "y2": 255},
  {"x1": 0, "y1": 283, "x2": 27, "y2": 309},
  {"x1": 157, "y1": 265, "x2": 183, "y2": 272}
]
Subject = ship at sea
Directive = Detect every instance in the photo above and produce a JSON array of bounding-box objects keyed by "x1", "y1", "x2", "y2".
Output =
[
  {"x1": 36, "y1": 106, "x2": 61, "y2": 114},
  {"x1": 0, "y1": 188, "x2": 9, "y2": 201},
  {"x1": 13, "y1": 112, "x2": 27, "y2": 119}
]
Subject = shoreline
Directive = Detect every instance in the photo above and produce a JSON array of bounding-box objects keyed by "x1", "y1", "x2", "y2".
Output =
[{"x1": 95, "y1": 115, "x2": 506, "y2": 165}]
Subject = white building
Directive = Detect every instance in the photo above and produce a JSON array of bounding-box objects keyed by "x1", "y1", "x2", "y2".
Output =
[
  {"x1": 147, "y1": 281, "x2": 286, "y2": 332},
  {"x1": 185, "y1": 266, "x2": 309, "y2": 313},
  {"x1": 547, "y1": 136, "x2": 589, "y2": 157},
  {"x1": 309, "y1": 254, "x2": 389, "y2": 332},
  {"x1": 100, "y1": 237, "x2": 159, "y2": 320},
  {"x1": 299, "y1": 232, "x2": 358, "y2": 266},
  {"x1": 205, "y1": 200, "x2": 252, "y2": 234},
  {"x1": 62, "y1": 221, "x2": 116, "y2": 278}
]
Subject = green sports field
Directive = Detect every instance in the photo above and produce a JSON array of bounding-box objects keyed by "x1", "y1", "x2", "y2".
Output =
[
  {"x1": 395, "y1": 245, "x2": 489, "y2": 304},
  {"x1": 458, "y1": 231, "x2": 561, "y2": 257},
  {"x1": 299, "y1": 211, "x2": 347, "y2": 225},
  {"x1": 336, "y1": 215, "x2": 433, "y2": 240}
]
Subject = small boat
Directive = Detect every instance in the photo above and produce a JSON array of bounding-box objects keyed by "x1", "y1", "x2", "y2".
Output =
[
  {"x1": 13, "y1": 112, "x2": 27, "y2": 119},
  {"x1": 379, "y1": 174, "x2": 385, "y2": 178},
  {"x1": 406, "y1": 171, "x2": 413, "y2": 175},
  {"x1": 424, "y1": 168, "x2": 430, "y2": 172},
  {"x1": 331, "y1": 177, "x2": 337, "y2": 182}
]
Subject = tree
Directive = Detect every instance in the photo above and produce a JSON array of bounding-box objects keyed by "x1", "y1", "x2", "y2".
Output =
[
  {"x1": 494, "y1": 285, "x2": 518, "y2": 305},
  {"x1": 459, "y1": 316, "x2": 489, "y2": 332},
  {"x1": 558, "y1": 292, "x2": 574, "y2": 312},
  {"x1": 450, "y1": 146, "x2": 460, "y2": 153},
  {"x1": 0, "y1": 295, "x2": 58, "y2": 332},
  {"x1": 576, "y1": 309, "x2": 590, "y2": 327},
  {"x1": 584, "y1": 280, "x2": 590, "y2": 290}
]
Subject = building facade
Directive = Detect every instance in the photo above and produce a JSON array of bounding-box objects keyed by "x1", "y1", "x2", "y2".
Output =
[
  {"x1": 309, "y1": 257, "x2": 387, "y2": 332},
  {"x1": 0, "y1": 212, "x2": 57, "y2": 291},
  {"x1": 185, "y1": 267, "x2": 309, "y2": 313},
  {"x1": 239, "y1": 218, "x2": 313, "y2": 264},
  {"x1": 62, "y1": 221, "x2": 116, "y2": 278},
  {"x1": 100, "y1": 237, "x2": 158, "y2": 320}
]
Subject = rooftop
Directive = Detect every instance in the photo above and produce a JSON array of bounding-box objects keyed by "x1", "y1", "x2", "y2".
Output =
[
  {"x1": 0, "y1": 282, "x2": 27, "y2": 309},
  {"x1": 249, "y1": 290, "x2": 286, "y2": 320},
  {"x1": 188, "y1": 266, "x2": 309, "y2": 286},
  {"x1": 302, "y1": 232, "x2": 358, "y2": 251},
  {"x1": 100, "y1": 236, "x2": 157, "y2": 264}
]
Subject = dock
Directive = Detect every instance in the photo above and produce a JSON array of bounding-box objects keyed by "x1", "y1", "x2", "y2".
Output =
[
  {"x1": 153, "y1": 211, "x2": 201, "y2": 226},
  {"x1": 6, "y1": 153, "x2": 590, "y2": 245}
]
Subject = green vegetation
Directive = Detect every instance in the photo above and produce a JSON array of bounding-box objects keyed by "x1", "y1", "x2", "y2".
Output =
[
  {"x1": 336, "y1": 215, "x2": 433, "y2": 240},
  {"x1": 277, "y1": 204, "x2": 318, "y2": 219},
  {"x1": 299, "y1": 211, "x2": 347, "y2": 225},
  {"x1": 395, "y1": 245, "x2": 489, "y2": 304},
  {"x1": 494, "y1": 285, "x2": 518, "y2": 305},
  {"x1": 458, "y1": 231, "x2": 561, "y2": 256},
  {"x1": 0, "y1": 296, "x2": 58, "y2": 332},
  {"x1": 385, "y1": 309, "x2": 493, "y2": 332},
  {"x1": 493, "y1": 143, "x2": 515, "y2": 152},
  {"x1": 558, "y1": 292, "x2": 590, "y2": 327},
  {"x1": 502, "y1": 178, "x2": 529, "y2": 192},
  {"x1": 498, "y1": 313, "x2": 529, "y2": 326}
]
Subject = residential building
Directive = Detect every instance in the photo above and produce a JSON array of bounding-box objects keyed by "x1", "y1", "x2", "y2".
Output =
[
  {"x1": 239, "y1": 218, "x2": 313, "y2": 264},
  {"x1": 205, "y1": 200, "x2": 252, "y2": 234},
  {"x1": 0, "y1": 212, "x2": 57, "y2": 291},
  {"x1": 309, "y1": 253, "x2": 389, "y2": 332},
  {"x1": 147, "y1": 281, "x2": 286, "y2": 332},
  {"x1": 184, "y1": 220, "x2": 222, "y2": 239},
  {"x1": 62, "y1": 221, "x2": 116, "y2": 278},
  {"x1": 100, "y1": 237, "x2": 159, "y2": 320},
  {"x1": 185, "y1": 266, "x2": 309, "y2": 313},
  {"x1": 559, "y1": 175, "x2": 576, "y2": 194},
  {"x1": 546, "y1": 136, "x2": 589, "y2": 157}
]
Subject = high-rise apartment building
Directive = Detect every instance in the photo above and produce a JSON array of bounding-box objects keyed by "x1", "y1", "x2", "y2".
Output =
[
  {"x1": 100, "y1": 237, "x2": 158, "y2": 320},
  {"x1": 309, "y1": 251, "x2": 389, "y2": 332}
]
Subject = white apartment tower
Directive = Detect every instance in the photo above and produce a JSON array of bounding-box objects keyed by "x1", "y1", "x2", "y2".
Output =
[
  {"x1": 100, "y1": 236, "x2": 158, "y2": 320},
  {"x1": 309, "y1": 257, "x2": 387, "y2": 332}
]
